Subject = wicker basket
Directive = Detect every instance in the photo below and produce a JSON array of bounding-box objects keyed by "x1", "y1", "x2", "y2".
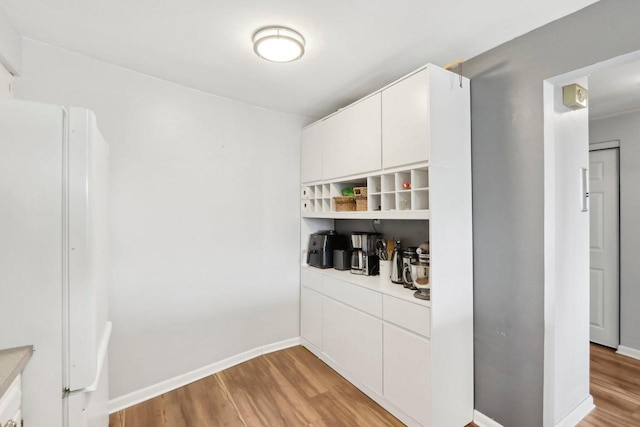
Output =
[
  {"x1": 334, "y1": 196, "x2": 356, "y2": 212},
  {"x1": 355, "y1": 197, "x2": 368, "y2": 211},
  {"x1": 354, "y1": 187, "x2": 368, "y2": 198}
]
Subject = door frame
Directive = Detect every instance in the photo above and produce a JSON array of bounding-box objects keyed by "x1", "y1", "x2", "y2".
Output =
[{"x1": 543, "y1": 48, "x2": 640, "y2": 427}]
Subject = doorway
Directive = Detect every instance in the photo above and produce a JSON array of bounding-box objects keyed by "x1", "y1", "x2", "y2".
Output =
[
  {"x1": 543, "y1": 49, "x2": 640, "y2": 426},
  {"x1": 588, "y1": 145, "x2": 619, "y2": 349}
]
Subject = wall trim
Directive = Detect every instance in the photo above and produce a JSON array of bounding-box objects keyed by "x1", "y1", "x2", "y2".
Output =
[
  {"x1": 554, "y1": 395, "x2": 594, "y2": 427},
  {"x1": 616, "y1": 345, "x2": 640, "y2": 361},
  {"x1": 108, "y1": 337, "x2": 301, "y2": 414},
  {"x1": 473, "y1": 410, "x2": 504, "y2": 427}
]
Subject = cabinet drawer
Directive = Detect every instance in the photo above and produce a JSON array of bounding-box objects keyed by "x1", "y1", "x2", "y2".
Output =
[
  {"x1": 323, "y1": 276, "x2": 382, "y2": 317},
  {"x1": 0, "y1": 374, "x2": 21, "y2": 425},
  {"x1": 383, "y1": 295, "x2": 431, "y2": 337},
  {"x1": 301, "y1": 268, "x2": 322, "y2": 292}
]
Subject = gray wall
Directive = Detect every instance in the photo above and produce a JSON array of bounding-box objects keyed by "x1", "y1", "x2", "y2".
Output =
[
  {"x1": 590, "y1": 112, "x2": 640, "y2": 352},
  {"x1": 463, "y1": 1, "x2": 640, "y2": 425}
]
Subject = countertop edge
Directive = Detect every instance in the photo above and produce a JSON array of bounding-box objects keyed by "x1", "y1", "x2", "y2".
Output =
[{"x1": 0, "y1": 345, "x2": 34, "y2": 397}]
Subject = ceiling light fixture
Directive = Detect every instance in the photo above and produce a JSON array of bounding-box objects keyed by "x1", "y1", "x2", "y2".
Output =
[{"x1": 253, "y1": 27, "x2": 305, "y2": 63}]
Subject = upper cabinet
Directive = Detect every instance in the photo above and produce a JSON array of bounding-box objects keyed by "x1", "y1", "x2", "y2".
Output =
[
  {"x1": 301, "y1": 121, "x2": 324, "y2": 184},
  {"x1": 302, "y1": 64, "x2": 470, "y2": 184},
  {"x1": 381, "y1": 67, "x2": 470, "y2": 170},
  {"x1": 381, "y1": 69, "x2": 429, "y2": 169},
  {"x1": 321, "y1": 93, "x2": 382, "y2": 181}
]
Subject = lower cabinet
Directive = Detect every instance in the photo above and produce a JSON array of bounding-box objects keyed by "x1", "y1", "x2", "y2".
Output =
[
  {"x1": 384, "y1": 323, "x2": 431, "y2": 426},
  {"x1": 323, "y1": 298, "x2": 383, "y2": 395},
  {"x1": 301, "y1": 286, "x2": 323, "y2": 350}
]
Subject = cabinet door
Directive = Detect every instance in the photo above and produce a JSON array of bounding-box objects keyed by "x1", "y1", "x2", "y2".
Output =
[
  {"x1": 384, "y1": 323, "x2": 431, "y2": 426},
  {"x1": 301, "y1": 286, "x2": 323, "y2": 350},
  {"x1": 382, "y1": 69, "x2": 429, "y2": 169},
  {"x1": 322, "y1": 93, "x2": 381, "y2": 180},
  {"x1": 301, "y1": 122, "x2": 324, "y2": 183},
  {"x1": 323, "y1": 298, "x2": 383, "y2": 394}
]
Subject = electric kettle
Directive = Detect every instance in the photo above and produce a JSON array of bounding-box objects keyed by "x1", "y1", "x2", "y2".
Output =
[{"x1": 390, "y1": 240, "x2": 403, "y2": 284}]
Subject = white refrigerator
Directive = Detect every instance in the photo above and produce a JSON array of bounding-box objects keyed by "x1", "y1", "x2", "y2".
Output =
[{"x1": 0, "y1": 99, "x2": 111, "y2": 426}]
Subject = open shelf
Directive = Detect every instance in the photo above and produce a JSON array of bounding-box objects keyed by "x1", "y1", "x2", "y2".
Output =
[
  {"x1": 302, "y1": 210, "x2": 430, "y2": 220},
  {"x1": 301, "y1": 164, "x2": 430, "y2": 219}
]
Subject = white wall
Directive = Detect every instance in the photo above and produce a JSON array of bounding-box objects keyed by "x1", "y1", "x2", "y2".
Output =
[
  {"x1": 0, "y1": 4, "x2": 21, "y2": 74},
  {"x1": 14, "y1": 39, "x2": 308, "y2": 402},
  {"x1": 590, "y1": 111, "x2": 640, "y2": 352},
  {"x1": 0, "y1": 62, "x2": 12, "y2": 97}
]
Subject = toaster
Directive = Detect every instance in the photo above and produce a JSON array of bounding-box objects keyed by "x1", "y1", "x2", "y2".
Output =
[{"x1": 307, "y1": 231, "x2": 347, "y2": 269}]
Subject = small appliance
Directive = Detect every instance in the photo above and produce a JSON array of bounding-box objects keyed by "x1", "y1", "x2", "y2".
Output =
[
  {"x1": 333, "y1": 249, "x2": 352, "y2": 271},
  {"x1": 350, "y1": 232, "x2": 381, "y2": 275},
  {"x1": 402, "y1": 247, "x2": 418, "y2": 289},
  {"x1": 390, "y1": 240, "x2": 403, "y2": 284},
  {"x1": 307, "y1": 230, "x2": 347, "y2": 269},
  {"x1": 414, "y1": 242, "x2": 431, "y2": 300}
]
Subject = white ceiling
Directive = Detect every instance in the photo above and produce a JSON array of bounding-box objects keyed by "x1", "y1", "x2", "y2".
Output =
[
  {"x1": 1, "y1": 0, "x2": 599, "y2": 119},
  {"x1": 589, "y1": 59, "x2": 640, "y2": 120}
]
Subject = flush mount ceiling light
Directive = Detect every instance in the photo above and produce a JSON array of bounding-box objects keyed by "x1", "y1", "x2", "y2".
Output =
[{"x1": 253, "y1": 27, "x2": 305, "y2": 63}]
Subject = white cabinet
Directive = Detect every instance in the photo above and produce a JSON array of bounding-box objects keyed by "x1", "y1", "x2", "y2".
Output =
[
  {"x1": 321, "y1": 93, "x2": 381, "y2": 180},
  {"x1": 300, "y1": 62, "x2": 472, "y2": 427},
  {"x1": 382, "y1": 69, "x2": 429, "y2": 169},
  {"x1": 301, "y1": 286, "x2": 323, "y2": 350},
  {"x1": 0, "y1": 374, "x2": 22, "y2": 427},
  {"x1": 384, "y1": 324, "x2": 431, "y2": 426},
  {"x1": 323, "y1": 297, "x2": 383, "y2": 395},
  {"x1": 301, "y1": 121, "x2": 324, "y2": 183}
]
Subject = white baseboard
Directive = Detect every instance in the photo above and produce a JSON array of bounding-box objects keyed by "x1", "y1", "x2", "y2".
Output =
[
  {"x1": 554, "y1": 395, "x2": 594, "y2": 427},
  {"x1": 616, "y1": 345, "x2": 640, "y2": 361},
  {"x1": 108, "y1": 337, "x2": 301, "y2": 414},
  {"x1": 473, "y1": 410, "x2": 504, "y2": 427}
]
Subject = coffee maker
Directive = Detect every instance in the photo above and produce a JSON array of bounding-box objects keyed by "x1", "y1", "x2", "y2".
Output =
[{"x1": 350, "y1": 232, "x2": 381, "y2": 275}]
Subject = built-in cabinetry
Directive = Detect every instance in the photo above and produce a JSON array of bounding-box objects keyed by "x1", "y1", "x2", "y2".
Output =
[
  {"x1": 381, "y1": 67, "x2": 430, "y2": 169},
  {"x1": 299, "y1": 63, "x2": 472, "y2": 427}
]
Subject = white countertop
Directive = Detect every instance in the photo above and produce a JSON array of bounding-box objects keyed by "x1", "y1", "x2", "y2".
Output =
[
  {"x1": 0, "y1": 345, "x2": 33, "y2": 397},
  {"x1": 302, "y1": 265, "x2": 431, "y2": 307}
]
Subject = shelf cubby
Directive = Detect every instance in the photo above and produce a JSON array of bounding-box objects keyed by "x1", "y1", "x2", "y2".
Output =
[
  {"x1": 381, "y1": 174, "x2": 395, "y2": 193},
  {"x1": 382, "y1": 193, "x2": 396, "y2": 211},
  {"x1": 412, "y1": 168, "x2": 429, "y2": 189},
  {"x1": 369, "y1": 194, "x2": 382, "y2": 211},
  {"x1": 300, "y1": 164, "x2": 430, "y2": 218},
  {"x1": 368, "y1": 175, "x2": 382, "y2": 194},
  {"x1": 397, "y1": 190, "x2": 412, "y2": 211},
  {"x1": 395, "y1": 171, "x2": 411, "y2": 191}
]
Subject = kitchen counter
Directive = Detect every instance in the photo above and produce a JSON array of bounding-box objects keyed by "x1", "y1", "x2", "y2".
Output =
[
  {"x1": 0, "y1": 346, "x2": 33, "y2": 397},
  {"x1": 302, "y1": 265, "x2": 431, "y2": 307}
]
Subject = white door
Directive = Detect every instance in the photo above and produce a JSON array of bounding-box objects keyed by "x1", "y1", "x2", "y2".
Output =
[{"x1": 589, "y1": 148, "x2": 619, "y2": 348}]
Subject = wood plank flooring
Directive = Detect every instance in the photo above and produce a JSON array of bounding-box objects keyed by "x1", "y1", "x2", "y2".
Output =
[
  {"x1": 109, "y1": 346, "x2": 404, "y2": 427},
  {"x1": 110, "y1": 343, "x2": 640, "y2": 427},
  {"x1": 578, "y1": 343, "x2": 640, "y2": 426}
]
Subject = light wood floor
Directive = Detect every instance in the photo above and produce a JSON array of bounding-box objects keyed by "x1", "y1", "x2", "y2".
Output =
[
  {"x1": 109, "y1": 346, "x2": 405, "y2": 426},
  {"x1": 577, "y1": 343, "x2": 640, "y2": 426},
  {"x1": 110, "y1": 343, "x2": 640, "y2": 427}
]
